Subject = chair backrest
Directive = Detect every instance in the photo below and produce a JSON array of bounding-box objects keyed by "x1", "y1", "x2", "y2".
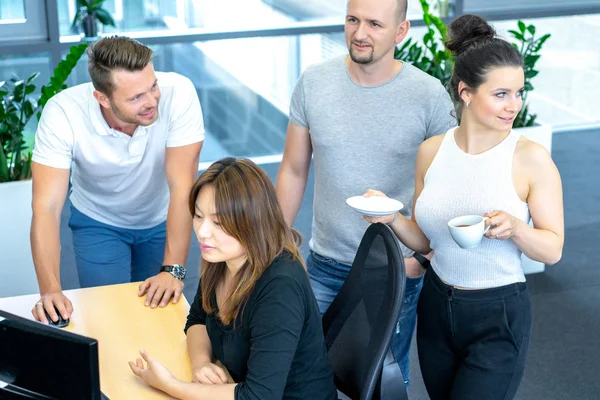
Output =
[{"x1": 322, "y1": 223, "x2": 406, "y2": 400}]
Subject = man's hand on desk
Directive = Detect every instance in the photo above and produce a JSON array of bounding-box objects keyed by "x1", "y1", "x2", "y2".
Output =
[
  {"x1": 129, "y1": 349, "x2": 177, "y2": 392},
  {"x1": 138, "y1": 272, "x2": 184, "y2": 308},
  {"x1": 31, "y1": 291, "x2": 73, "y2": 323}
]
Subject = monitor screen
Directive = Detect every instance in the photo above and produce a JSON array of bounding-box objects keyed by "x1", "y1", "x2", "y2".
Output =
[{"x1": 0, "y1": 310, "x2": 103, "y2": 400}]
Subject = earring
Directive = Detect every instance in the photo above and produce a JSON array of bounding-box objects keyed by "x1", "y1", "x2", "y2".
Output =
[{"x1": 465, "y1": 101, "x2": 470, "y2": 108}]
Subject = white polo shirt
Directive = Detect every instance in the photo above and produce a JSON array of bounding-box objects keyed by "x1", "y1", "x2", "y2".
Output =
[{"x1": 32, "y1": 72, "x2": 205, "y2": 229}]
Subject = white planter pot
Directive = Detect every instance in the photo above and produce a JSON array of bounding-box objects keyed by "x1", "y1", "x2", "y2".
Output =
[
  {"x1": 514, "y1": 122, "x2": 553, "y2": 274},
  {"x1": 0, "y1": 180, "x2": 39, "y2": 297}
]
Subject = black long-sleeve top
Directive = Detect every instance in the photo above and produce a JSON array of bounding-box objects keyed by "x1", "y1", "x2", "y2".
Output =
[{"x1": 184, "y1": 253, "x2": 337, "y2": 400}]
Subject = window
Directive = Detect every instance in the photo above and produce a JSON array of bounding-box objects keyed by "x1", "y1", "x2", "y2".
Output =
[{"x1": 0, "y1": 0, "x2": 47, "y2": 42}]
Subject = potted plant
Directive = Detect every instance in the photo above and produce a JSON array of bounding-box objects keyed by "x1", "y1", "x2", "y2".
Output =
[
  {"x1": 71, "y1": 0, "x2": 116, "y2": 40},
  {"x1": 394, "y1": 0, "x2": 453, "y2": 87},
  {"x1": 0, "y1": 43, "x2": 88, "y2": 297},
  {"x1": 395, "y1": 5, "x2": 553, "y2": 274}
]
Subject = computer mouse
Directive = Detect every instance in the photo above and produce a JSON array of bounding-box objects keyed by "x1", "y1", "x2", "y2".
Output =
[{"x1": 44, "y1": 306, "x2": 70, "y2": 328}]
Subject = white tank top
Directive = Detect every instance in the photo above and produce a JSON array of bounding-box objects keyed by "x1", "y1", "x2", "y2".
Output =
[{"x1": 415, "y1": 127, "x2": 530, "y2": 288}]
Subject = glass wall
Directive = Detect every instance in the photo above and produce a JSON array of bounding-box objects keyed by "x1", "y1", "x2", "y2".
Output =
[
  {"x1": 464, "y1": 0, "x2": 600, "y2": 15},
  {"x1": 0, "y1": 0, "x2": 26, "y2": 22},
  {"x1": 0, "y1": 52, "x2": 51, "y2": 149},
  {"x1": 58, "y1": 0, "x2": 349, "y2": 37},
  {"x1": 493, "y1": 14, "x2": 600, "y2": 126},
  {"x1": 0, "y1": 0, "x2": 47, "y2": 41},
  {"x1": 62, "y1": 33, "x2": 348, "y2": 163},
  {"x1": 3, "y1": 2, "x2": 600, "y2": 165},
  {"x1": 57, "y1": 0, "x2": 434, "y2": 38}
]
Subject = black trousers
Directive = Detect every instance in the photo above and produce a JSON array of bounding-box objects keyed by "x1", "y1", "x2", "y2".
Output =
[{"x1": 417, "y1": 268, "x2": 532, "y2": 400}]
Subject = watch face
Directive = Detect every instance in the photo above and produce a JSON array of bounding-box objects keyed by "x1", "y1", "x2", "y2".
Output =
[{"x1": 173, "y1": 265, "x2": 186, "y2": 280}]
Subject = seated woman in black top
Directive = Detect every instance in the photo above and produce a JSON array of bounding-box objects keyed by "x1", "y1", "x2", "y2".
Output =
[{"x1": 129, "y1": 157, "x2": 337, "y2": 400}]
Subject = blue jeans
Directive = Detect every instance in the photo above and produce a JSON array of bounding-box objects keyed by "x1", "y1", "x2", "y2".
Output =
[
  {"x1": 68, "y1": 204, "x2": 166, "y2": 288},
  {"x1": 307, "y1": 250, "x2": 424, "y2": 387}
]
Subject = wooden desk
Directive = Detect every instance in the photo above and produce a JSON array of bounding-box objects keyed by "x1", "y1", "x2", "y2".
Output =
[{"x1": 0, "y1": 282, "x2": 192, "y2": 399}]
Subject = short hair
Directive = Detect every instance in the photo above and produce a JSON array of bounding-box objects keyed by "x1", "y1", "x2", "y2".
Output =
[
  {"x1": 87, "y1": 36, "x2": 154, "y2": 96},
  {"x1": 396, "y1": 0, "x2": 407, "y2": 21}
]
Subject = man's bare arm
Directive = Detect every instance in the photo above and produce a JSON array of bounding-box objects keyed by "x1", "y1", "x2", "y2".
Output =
[
  {"x1": 275, "y1": 122, "x2": 312, "y2": 226},
  {"x1": 30, "y1": 162, "x2": 73, "y2": 322}
]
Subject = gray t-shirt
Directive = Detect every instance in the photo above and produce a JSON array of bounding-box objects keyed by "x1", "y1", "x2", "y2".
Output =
[{"x1": 289, "y1": 55, "x2": 456, "y2": 266}]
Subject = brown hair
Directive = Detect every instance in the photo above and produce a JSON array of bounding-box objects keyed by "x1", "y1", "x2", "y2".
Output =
[
  {"x1": 87, "y1": 35, "x2": 154, "y2": 96},
  {"x1": 189, "y1": 157, "x2": 305, "y2": 325},
  {"x1": 445, "y1": 15, "x2": 523, "y2": 117}
]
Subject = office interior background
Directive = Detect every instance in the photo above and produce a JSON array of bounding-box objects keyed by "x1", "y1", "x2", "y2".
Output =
[{"x1": 1, "y1": 1, "x2": 599, "y2": 399}]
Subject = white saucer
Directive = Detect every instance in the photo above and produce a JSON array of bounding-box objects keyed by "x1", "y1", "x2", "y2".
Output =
[{"x1": 346, "y1": 196, "x2": 404, "y2": 216}]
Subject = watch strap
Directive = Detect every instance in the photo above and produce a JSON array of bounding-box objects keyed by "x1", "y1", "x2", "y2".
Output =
[
  {"x1": 160, "y1": 264, "x2": 186, "y2": 280},
  {"x1": 413, "y1": 253, "x2": 430, "y2": 269}
]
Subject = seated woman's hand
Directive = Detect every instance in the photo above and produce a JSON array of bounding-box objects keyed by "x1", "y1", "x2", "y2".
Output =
[
  {"x1": 362, "y1": 189, "x2": 396, "y2": 225},
  {"x1": 129, "y1": 350, "x2": 176, "y2": 392},
  {"x1": 192, "y1": 362, "x2": 228, "y2": 384}
]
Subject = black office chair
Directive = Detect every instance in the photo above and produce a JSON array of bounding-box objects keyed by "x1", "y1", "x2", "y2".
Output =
[{"x1": 322, "y1": 223, "x2": 408, "y2": 400}]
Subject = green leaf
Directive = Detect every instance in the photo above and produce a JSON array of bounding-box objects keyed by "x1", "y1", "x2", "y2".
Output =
[
  {"x1": 37, "y1": 43, "x2": 88, "y2": 119},
  {"x1": 25, "y1": 84, "x2": 36, "y2": 95},
  {"x1": 524, "y1": 55, "x2": 540, "y2": 65},
  {"x1": 21, "y1": 152, "x2": 32, "y2": 180},
  {"x1": 0, "y1": 147, "x2": 9, "y2": 182},
  {"x1": 507, "y1": 30, "x2": 525, "y2": 41},
  {"x1": 71, "y1": 9, "x2": 83, "y2": 30},
  {"x1": 94, "y1": 8, "x2": 116, "y2": 27},
  {"x1": 536, "y1": 34, "x2": 551, "y2": 49},
  {"x1": 26, "y1": 72, "x2": 40, "y2": 84},
  {"x1": 66, "y1": 53, "x2": 77, "y2": 65},
  {"x1": 50, "y1": 76, "x2": 61, "y2": 90},
  {"x1": 23, "y1": 100, "x2": 34, "y2": 119},
  {"x1": 527, "y1": 25, "x2": 536, "y2": 35},
  {"x1": 525, "y1": 70, "x2": 539, "y2": 79},
  {"x1": 518, "y1": 21, "x2": 526, "y2": 33}
]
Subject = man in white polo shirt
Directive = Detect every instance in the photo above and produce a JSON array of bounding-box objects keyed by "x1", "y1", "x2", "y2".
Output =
[{"x1": 30, "y1": 36, "x2": 204, "y2": 324}]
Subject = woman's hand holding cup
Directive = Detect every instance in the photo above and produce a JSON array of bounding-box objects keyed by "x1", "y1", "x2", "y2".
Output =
[{"x1": 484, "y1": 210, "x2": 521, "y2": 240}]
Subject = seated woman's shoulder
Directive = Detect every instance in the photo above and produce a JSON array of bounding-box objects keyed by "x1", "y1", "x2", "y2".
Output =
[{"x1": 264, "y1": 252, "x2": 307, "y2": 280}]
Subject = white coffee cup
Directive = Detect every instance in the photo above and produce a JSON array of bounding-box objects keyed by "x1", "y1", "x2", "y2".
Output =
[{"x1": 447, "y1": 215, "x2": 490, "y2": 249}]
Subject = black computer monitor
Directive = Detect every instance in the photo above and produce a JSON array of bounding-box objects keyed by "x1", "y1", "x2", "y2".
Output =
[{"x1": 0, "y1": 310, "x2": 104, "y2": 400}]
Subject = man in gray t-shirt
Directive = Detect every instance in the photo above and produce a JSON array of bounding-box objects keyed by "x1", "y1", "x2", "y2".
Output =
[{"x1": 276, "y1": 0, "x2": 455, "y2": 387}]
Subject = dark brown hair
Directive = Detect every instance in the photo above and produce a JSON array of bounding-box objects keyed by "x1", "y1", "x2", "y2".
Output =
[
  {"x1": 445, "y1": 14, "x2": 523, "y2": 116},
  {"x1": 87, "y1": 35, "x2": 154, "y2": 96},
  {"x1": 188, "y1": 157, "x2": 304, "y2": 325}
]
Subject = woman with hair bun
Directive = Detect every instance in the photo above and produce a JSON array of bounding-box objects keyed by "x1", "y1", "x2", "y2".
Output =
[{"x1": 363, "y1": 14, "x2": 564, "y2": 399}]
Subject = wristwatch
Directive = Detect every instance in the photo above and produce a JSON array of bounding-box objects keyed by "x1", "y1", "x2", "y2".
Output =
[
  {"x1": 413, "y1": 253, "x2": 430, "y2": 270},
  {"x1": 160, "y1": 264, "x2": 187, "y2": 280}
]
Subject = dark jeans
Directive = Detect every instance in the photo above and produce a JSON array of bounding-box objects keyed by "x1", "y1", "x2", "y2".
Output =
[{"x1": 417, "y1": 268, "x2": 532, "y2": 400}]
